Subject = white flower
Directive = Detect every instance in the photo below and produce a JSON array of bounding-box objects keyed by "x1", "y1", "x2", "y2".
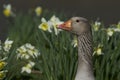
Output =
[
  {"x1": 110, "y1": 28, "x2": 120, "y2": 32},
  {"x1": 71, "y1": 36, "x2": 78, "y2": 47},
  {"x1": 3, "y1": 38, "x2": 13, "y2": 52},
  {"x1": 21, "y1": 61, "x2": 35, "y2": 74},
  {"x1": 38, "y1": 18, "x2": 52, "y2": 32},
  {"x1": 93, "y1": 44, "x2": 103, "y2": 56},
  {"x1": 3, "y1": 4, "x2": 12, "y2": 17},
  {"x1": 117, "y1": 22, "x2": 120, "y2": 29},
  {"x1": 95, "y1": 21, "x2": 101, "y2": 26},
  {"x1": 107, "y1": 28, "x2": 114, "y2": 37},
  {"x1": 3, "y1": 4, "x2": 11, "y2": 11},
  {"x1": 93, "y1": 21, "x2": 101, "y2": 31},
  {"x1": 3, "y1": 4, "x2": 15, "y2": 17},
  {"x1": 50, "y1": 15, "x2": 61, "y2": 23},
  {"x1": 96, "y1": 48, "x2": 102, "y2": 55},
  {"x1": 38, "y1": 15, "x2": 63, "y2": 35},
  {"x1": 49, "y1": 15, "x2": 63, "y2": 35},
  {"x1": 25, "y1": 43, "x2": 40, "y2": 58},
  {"x1": 16, "y1": 43, "x2": 40, "y2": 59},
  {"x1": 16, "y1": 46, "x2": 30, "y2": 59}
]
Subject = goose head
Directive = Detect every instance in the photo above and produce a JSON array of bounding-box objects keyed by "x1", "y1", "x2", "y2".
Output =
[{"x1": 58, "y1": 17, "x2": 91, "y2": 35}]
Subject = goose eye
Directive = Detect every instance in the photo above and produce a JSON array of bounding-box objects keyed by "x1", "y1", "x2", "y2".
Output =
[{"x1": 76, "y1": 20, "x2": 80, "y2": 22}]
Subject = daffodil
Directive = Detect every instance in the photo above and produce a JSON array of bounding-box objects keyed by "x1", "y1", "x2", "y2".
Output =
[
  {"x1": 38, "y1": 18, "x2": 52, "y2": 32},
  {"x1": 21, "y1": 61, "x2": 35, "y2": 73},
  {"x1": 3, "y1": 4, "x2": 13, "y2": 17},
  {"x1": 35, "y1": 6, "x2": 42, "y2": 16},
  {"x1": 0, "y1": 71, "x2": 7, "y2": 79},
  {"x1": 107, "y1": 28, "x2": 114, "y2": 37},
  {"x1": 71, "y1": 36, "x2": 78, "y2": 47},
  {"x1": 25, "y1": 43, "x2": 40, "y2": 58},
  {"x1": 16, "y1": 46, "x2": 29, "y2": 59},
  {"x1": 38, "y1": 16, "x2": 63, "y2": 35},
  {"x1": 93, "y1": 21, "x2": 101, "y2": 31},
  {"x1": 49, "y1": 15, "x2": 63, "y2": 35},
  {"x1": 16, "y1": 43, "x2": 40, "y2": 59},
  {"x1": 109, "y1": 28, "x2": 120, "y2": 32},
  {"x1": 0, "y1": 61, "x2": 6, "y2": 70},
  {"x1": 96, "y1": 48, "x2": 102, "y2": 55},
  {"x1": 39, "y1": 23, "x2": 49, "y2": 31},
  {"x1": 117, "y1": 22, "x2": 120, "y2": 29},
  {"x1": 3, "y1": 38, "x2": 13, "y2": 52},
  {"x1": 93, "y1": 44, "x2": 103, "y2": 56}
]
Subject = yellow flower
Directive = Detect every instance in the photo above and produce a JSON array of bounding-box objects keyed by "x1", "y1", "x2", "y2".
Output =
[
  {"x1": 0, "y1": 71, "x2": 7, "y2": 79},
  {"x1": 35, "y1": 6, "x2": 42, "y2": 16},
  {"x1": 39, "y1": 23, "x2": 48, "y2": 31},
  {"x1": 93, "y1": 44, "x2": 103, "y2": 56},
  {"x1": 107, "y1": 28, "x2": 114, "y2": 37},
  {"x1": 38, "y1": 16, "x2": 63, "y2": 35},
  {"x1": 0, "y1": 61, "x2": 6, "y2": 70},
  {"x1": 117, "y1": 22, "x2": 120, "y2": 29},
  {"x1": 93, "y1": 25, "x2": 99, "y2": 31},
  {"x1": 96, "y1": 48, "x2": 102, "y2": 55},
  {"x1": 93, "y1": 21, "x2": 101, "y2": 31},
  {"x1": 71, "y1": 36, "x2": 78, "y2": 47},
  {"x1": 3, "y1": 9, "x2": 11, "y2": 17},
  {"x1": 38, "y1": 18, "x2": 52, "y2": 32},
  {"x1": 3, "y1": 4, "x2": 12, "y2": 17}
]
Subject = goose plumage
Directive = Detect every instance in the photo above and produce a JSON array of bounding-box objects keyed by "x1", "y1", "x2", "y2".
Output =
[{"x1": 58, "y1": 17, "x2": 95, "y2": 80}]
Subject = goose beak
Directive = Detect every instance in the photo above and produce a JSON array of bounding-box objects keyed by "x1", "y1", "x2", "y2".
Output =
[{"x1": 57, "y1": 20, "x2": 72, "y2": 31}]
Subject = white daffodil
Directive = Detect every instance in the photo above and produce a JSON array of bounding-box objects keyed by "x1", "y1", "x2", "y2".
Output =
[
  {"x1": 3, "y1": 4, "x2": 15, "y2": 17},
  {"x1": 107, "y1": 28, "x2": 114, "y2": 37},
  {"x1": 16, "y1": 43, "x2": 40, "y2": 59},
  {"x1": 117, "y1": 22, "x2": 120, "y2": 29},
  {"x1": 38, "y1": 18, "x2": 52, "y2": 32},
  {"x1": 49, "y1": 15, "x2": 63, "y2": 35},
  {"x1": 3, "y1": 4, "x2": 12, "y2": 17},
  {"x1": 21, "y1": 61, "x2": 35, "y2": 74},
  {"x1": 3, "y1": 4, "x2": 11, "y2": 10},
  {"x1": 110, "y1": 28, "x2": 120, "y2": 32},
  {"x1": 50, "y1": 15, "x2": 61, "y2": 24},
  {"x1": 25, "y1": 43, "x2": 40, "y2": 58},
  {"x1": 3, "y1": 38, "x2": 13, "y2": 52},
  {"x1": 93, "y1": 21, "x2": 101, "y2": 31},
  {"x1": 38, "y1": 15, "x2": 63, "y2": 35},
  {"x1": 16, "y1": 46, "x2": 30, "y2": 59},
  {"x1": 35, "y1": 6, "x2": 42, "y2": 16},
  {"x1": 93, "y1": 44, "x2": 103, "y2": 56},
  {"x1": 71, "y1": 36, "x2": 78, "y2": 47},
  {"x1": 95, "y1": 21, "x2": 101, "y2": 26},
  {"x1": 96, "y1": 48, "x2": 102, "y2": 55}
]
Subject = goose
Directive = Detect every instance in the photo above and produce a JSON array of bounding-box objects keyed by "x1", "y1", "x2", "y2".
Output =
[{"x1": 58, "y1": 17, "x2": 95, "y2": 80}]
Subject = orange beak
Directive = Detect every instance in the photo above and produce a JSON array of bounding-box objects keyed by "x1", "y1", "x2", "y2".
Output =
[{"x1": 57, "y1": 20, "x2": 72, "y2": 31}]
